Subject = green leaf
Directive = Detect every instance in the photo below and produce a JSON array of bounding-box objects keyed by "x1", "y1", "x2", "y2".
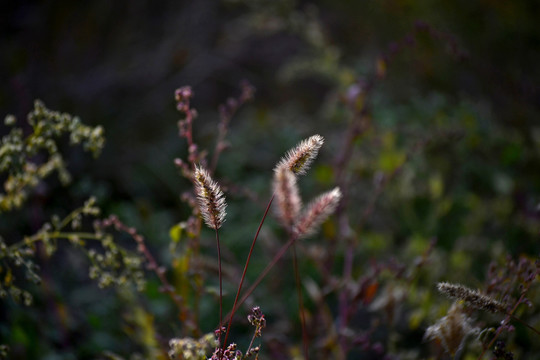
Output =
[{"x1": 169, "y1": 222, "x2": 185, "y2": 243}]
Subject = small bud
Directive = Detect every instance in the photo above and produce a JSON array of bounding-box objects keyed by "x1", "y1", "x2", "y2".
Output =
[{"x1": 175, "y1": 86, "x2": 193, "y2": 101}]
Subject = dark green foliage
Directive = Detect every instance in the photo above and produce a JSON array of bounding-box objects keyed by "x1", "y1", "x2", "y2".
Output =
[
  {"x1": 1, "y1": 1, "x2": 540, "y2": 359},
  {"x1": 0, "y1": 100, "x2": 104, "y2": 211}
]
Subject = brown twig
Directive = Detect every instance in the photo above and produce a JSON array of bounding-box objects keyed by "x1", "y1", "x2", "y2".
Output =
[{"x1": 210, "y1": 81, "x2": 255, "y2": 173}]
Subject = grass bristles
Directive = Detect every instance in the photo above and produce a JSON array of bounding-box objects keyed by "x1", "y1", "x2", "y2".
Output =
[
  {"x1": 294, "y1": 187, "x2": 342, "y2": 239},
  {"x1": 424, "y1": 302, "x2": 476, "y2": 357},
  {"x1": 194, "y1": 165, "x2": 227, "y2": 230},
  {"x1": 437, "y1": 282, "x2": 506, "y2": 314},
  {"x1": 273, "y1": 167, "x2": 301, "y2": 230},
  {"x1": 274, "y1": 134, "x2": 324, "y2": 175}
]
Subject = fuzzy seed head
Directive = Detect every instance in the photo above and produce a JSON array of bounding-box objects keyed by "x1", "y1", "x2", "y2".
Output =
[
  {"x1": 275, "y1": 134, "x2": 324, "y2": 175},
  {"x1": 437, "y1": 282, "x2": 506, "y2": 313},
  {"x1": 273, "y1": 167, "x2": 301, "y2": 229},
  {"x1": 194, "y1": 165, "x2": 226, "y2": 230},
  {"x1": 425, "y1": 302, "x2": 476, "y2": 356},
  {"x1": 293, "y1": 187, "x2": 341, "y2": 238}
]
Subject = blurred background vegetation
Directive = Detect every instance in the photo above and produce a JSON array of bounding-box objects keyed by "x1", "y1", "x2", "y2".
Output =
[{"x1": 1, "y1": 0, "x2": 539, "y2": 359}]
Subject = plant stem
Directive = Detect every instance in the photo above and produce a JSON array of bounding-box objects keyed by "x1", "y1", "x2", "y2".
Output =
[
  {"x1": 215, "y1": 228, "x2": 224, "y2": 346},
  {"x1": 221, "y1": 194, "x2": 274, "y2": 354},
  {"x1": 478, "y1": 293, "x2": 526, "y2": 359},
  {"x1": 105, "y1": 215, "x2": 198, "y2": 335},
  {"x1": 509, "y1": 314, "x2": 540, "y2": 336},
  {"x1": 22, "y1": 232, "x2": 102, "y2": 245},
  {"x1": 224, "y1": 232, "x2": 299, "y2": 324},
  {"x1": 245, "y1": 327, "x2": 259, "y2": 358},
  {"x1": 292, "y1": 243, "x2": 309, "y2": 360}
]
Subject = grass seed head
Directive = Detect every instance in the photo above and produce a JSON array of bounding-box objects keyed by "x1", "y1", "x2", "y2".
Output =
[
  {"x1": 425, "y1": 302, "x2": 476, "y2": 357},
  {"x1": 274, "y1": 134, "x2": 324, "y2": 175},
  {"x1": 437, "y1": 282, "x2": 506, "y2": 313},
  {"x1": 294, "y1": 187, "x2": 341, "y2": 238},
  {"x1": 194, "y1": 165, "x2": 227, "y2": 230},
  {"x1": 273, "y1": 167, "x2": 301, "y2": 229}
]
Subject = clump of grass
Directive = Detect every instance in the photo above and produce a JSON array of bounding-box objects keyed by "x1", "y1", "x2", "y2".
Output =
[
  {"x1": 425, "y1": 302, "x2": 477, "y2": 358},
  {"x1": 2, "y1": 83, "x2": 537, "y2": 360},
  {"x1": 427, "y1": 278, "x2": 540, "y2": 358},
  {"x1": 221, "y1": 134, "x2": 340, "y2": 360}
]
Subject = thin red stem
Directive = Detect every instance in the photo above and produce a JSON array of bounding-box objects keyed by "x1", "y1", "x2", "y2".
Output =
[
  {"x1": 215, "y1": 228, "x2": 223, "y2": 347},
  {"x1": 221, "y1": 194, "x2": 275, "y2": 353},
  {"x1": 292, "y1": 243, "x2": 309, "y2": 360},
  {"x1": 509, "y1": 314, "x2": 540, "y2": 336},
  {"x1": 224, "y1": 232, "x2": 298, "y2": 324},
  {"x1": 478, "y1": 293, "x2": 526, "y2": 359}
]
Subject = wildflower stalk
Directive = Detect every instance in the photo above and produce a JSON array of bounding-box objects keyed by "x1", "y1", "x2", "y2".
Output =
[
  {"x1": 245, "y1": 306, "x2": 265, "y2": 358},
  {"x1": 210, "y1": 80, "x2": 255, "y2": 173},
  {"x1": 175, "y1": 87, "x2": 198, "y2": 165}
]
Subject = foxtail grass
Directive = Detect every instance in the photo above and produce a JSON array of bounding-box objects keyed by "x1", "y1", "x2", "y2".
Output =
[
  {"x1": 222, "y1": 134, "x2": 329, "y2": 360},
  {"x1": 194, "y1": 165, "x2": 227, "y2": 347}
]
